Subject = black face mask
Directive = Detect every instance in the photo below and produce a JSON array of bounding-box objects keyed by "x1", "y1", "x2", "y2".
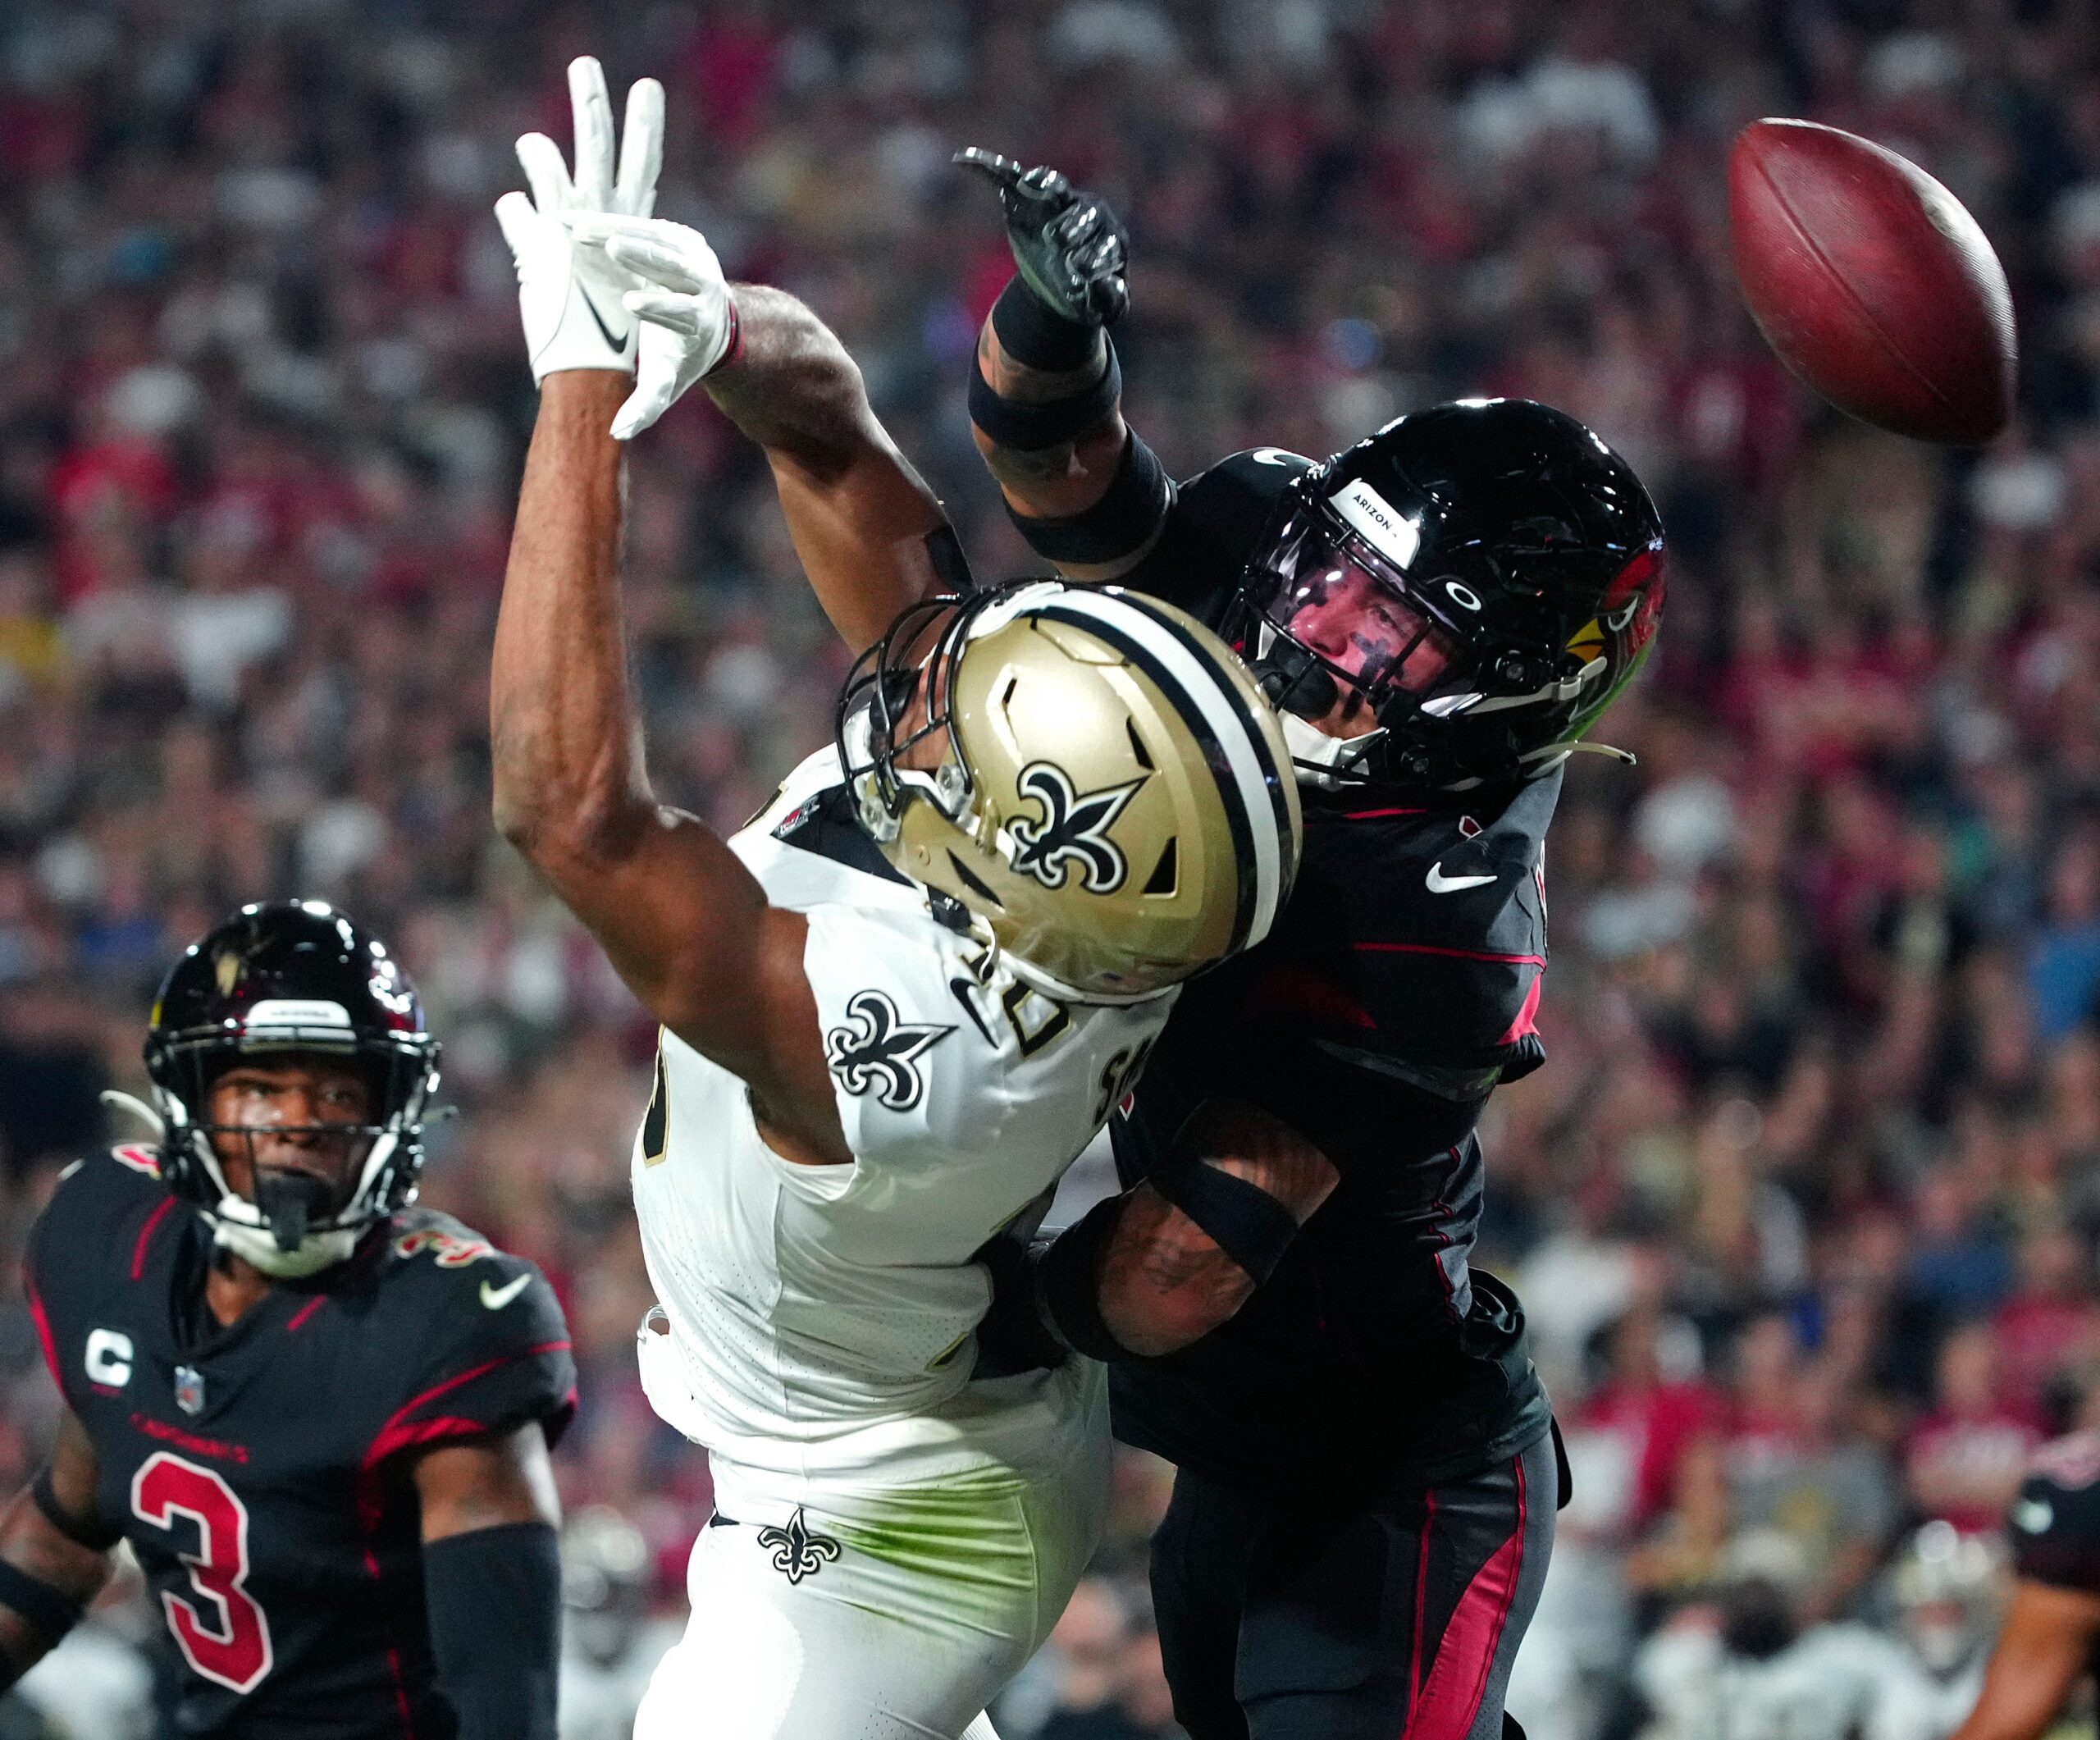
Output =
[{"x1": 250, "y1": 1167, "x2": 348, "y2": 1254}]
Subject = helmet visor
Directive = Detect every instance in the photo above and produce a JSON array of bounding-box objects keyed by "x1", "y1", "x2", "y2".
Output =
[{"x1": 1256, "y1": 514, "x2": 1471, "y2": 729}]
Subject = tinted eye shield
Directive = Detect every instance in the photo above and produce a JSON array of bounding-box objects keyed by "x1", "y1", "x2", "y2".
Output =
[{"x1": 1242, "y1": 505, "x2": 1485, "y2": 725}]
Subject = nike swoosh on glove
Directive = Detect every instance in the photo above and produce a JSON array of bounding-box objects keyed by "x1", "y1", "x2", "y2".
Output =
[
  {"x1": 494, "y1": 57, "x2": 664, "y2": 382},
  {"x1": 568, "y1": 214, "x2": 739, "y2": 441}
]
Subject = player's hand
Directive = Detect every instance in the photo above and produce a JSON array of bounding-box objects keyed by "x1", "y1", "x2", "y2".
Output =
[
  {"x1": 955, "y1": 146, "x2": 1129, "y2": 327},
  {"x1": 493, "y1": 57, "x2": 664, "y2": 382},
  {"x1": 567, "y1": 214, "x2": 737, "y2": 441},
  {"x1": 971, "y1": 1235, "x2": 1071, "y2": 1376}
]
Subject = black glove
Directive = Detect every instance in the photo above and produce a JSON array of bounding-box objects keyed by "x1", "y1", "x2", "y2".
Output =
[
  {"x1": 972, "y1": 1234, "x2": 1071, "y2": 1377},
  {"x1": 956, "y1": 147, "x2": 1129, "y2": 327}
]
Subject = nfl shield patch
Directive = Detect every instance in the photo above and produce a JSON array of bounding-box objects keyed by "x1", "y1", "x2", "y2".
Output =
[{"x1": 174, "y1": 1365, "x2": 206, "y2": 1416}]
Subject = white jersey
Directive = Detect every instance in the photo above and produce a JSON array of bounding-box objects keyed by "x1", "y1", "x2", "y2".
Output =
[{"x1": 634, "y1": 748, "x2": 1171, "y2": 1515}]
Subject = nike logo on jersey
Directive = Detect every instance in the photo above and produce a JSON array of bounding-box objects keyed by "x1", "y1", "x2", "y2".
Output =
[
  {"x1": 824, "y1": 990, "x2": 953, "y2": 1112},
  {"x1": 480, "y1": 1273, "x2": 532, "y2": 1311},
  {"x1": 947, "y1": 978, "x2": 997, "y2": 1044},
  {"x1": 1425, "y1": 862, "x2": 1498, "y2": 893},
  {"x1": 2013, "y1": 1497, "x2": 2056, "y2": 1533},
  {"x1": 1250, "y1": 448, "x2": 1302, "y2": 466}
]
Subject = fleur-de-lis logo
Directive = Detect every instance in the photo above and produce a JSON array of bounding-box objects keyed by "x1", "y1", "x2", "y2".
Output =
[
  {"x1": 756, "y1": 1509, "x2": 842, "y2": 1584},
  {"x1": 1005, "y1": 762, "x2": 1144, "y2": 894},
  {"x1": 824, "y1": 990, "x2": 953, "y2": 1112}
]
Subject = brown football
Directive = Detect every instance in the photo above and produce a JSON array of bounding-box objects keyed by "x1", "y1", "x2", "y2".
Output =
[{"x1": 1728, "y1": 117, "x2": 2016, "y2": 445}]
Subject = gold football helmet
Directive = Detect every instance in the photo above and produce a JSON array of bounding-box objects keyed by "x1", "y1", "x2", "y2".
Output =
[{"x1": 838, "y1": 582, "x2": 1301, "y2": 1002}]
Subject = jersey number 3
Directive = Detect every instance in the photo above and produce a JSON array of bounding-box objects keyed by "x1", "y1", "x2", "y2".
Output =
[{"x1": 131, "y1": 1453, "x2": 275, "y2": 1694}]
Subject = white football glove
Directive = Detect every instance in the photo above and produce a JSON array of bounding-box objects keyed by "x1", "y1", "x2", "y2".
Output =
[
  {"x1": 568, "y1": 214, "x2": 739, "y2": 441},
  {"x1": 493, "y1": 57, "x2": 664, "y2": 382}
]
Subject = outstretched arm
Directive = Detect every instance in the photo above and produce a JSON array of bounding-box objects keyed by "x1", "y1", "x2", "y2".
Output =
[
  {"x1": 491, "y1": 373, "x2": 842, "y2": 1163},
  {"x1": 957, "y1": 149, "x2": 1171, "y2": 581},
  {"x1": 704, "y1": 286, "x2": 954, "y2": 650},
  {"x1": 491, "y1": 62, "x2": 838, "y2": 1156},
  {"x1": 569, "y1": 216, "x2": 956, "y2": 651}
]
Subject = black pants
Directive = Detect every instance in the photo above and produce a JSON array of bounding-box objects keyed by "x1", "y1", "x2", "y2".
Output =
[{"x1": 1148, "y1": 1428, "x2": 1559, "y2": 1740}]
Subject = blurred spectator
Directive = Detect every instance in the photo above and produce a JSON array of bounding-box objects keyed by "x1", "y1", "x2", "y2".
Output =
[{"x1": 1902, "y1": 1322, "x2": 2043, "y2": 1534}]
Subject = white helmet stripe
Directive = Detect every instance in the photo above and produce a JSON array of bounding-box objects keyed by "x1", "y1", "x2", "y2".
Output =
[{"x1": 1034, "y1": 590, "x2": 1291, "y2": 948}]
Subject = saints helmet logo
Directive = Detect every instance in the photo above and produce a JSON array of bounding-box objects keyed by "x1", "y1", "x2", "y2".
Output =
[
  {"x1": 824, "y1": 990, "x2": 953, "y2": 1112},
  {"x1": 756, "y1": 1509, "x2": 842, "y2": 1584},
  {"x1": 1005, "y1": 762, "x2": 1144, "y2": 894}
]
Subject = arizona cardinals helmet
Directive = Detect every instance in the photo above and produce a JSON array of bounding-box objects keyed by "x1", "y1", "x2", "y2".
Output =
[
  {"x1": 1234, "y1": 398, "x2": 1664, "y2": 790},
  {"x1": 144, "y1": 901, "x2": 440, "y2": 1276}
]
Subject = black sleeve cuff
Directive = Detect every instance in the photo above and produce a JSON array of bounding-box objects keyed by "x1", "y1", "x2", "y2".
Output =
[
  {"x1": 970, "y1": 345, "x2": 1122, "y2": 453},
  {"x1": 1006, "y1": 432, "x2": 1172, "y2": 569},
  {"x1": 991, "y1": 273, "x2": 1104, "y2": 370},
  {"x1": 424, "y1": 1523, "x2": 560, "y2": 1740}
]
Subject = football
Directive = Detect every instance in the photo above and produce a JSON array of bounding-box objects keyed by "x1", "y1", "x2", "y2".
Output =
[{"x1": 1728, "y1": 116, "x2": 2016, "y2": 445}]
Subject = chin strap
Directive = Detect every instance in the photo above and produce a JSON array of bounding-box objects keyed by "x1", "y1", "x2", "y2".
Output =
[
  {"x1": 1280, "y1": 713, "x2": 1386, "y2": 791},
  {"x1": 210, "y1": 1214, "x2": 358, "y2": 1279}
]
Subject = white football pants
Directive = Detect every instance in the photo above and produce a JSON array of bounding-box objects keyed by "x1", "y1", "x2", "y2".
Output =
[{"x1": 632, "y1": 1410, "x2": 1109, "y2": 1739}]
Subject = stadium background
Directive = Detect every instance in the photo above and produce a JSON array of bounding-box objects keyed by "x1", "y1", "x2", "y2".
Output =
[{"x1": 0, "y1": 0, "x2": 2098, "y2": 1734}]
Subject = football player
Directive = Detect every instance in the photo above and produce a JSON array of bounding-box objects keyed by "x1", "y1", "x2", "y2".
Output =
[
  {"x1": 945, "y1": 154, "x2": 1668, "y2": 1740},
  {"x1": 581, "y1": 129, "x2": 1663, "y2": 1740},
  {"x1": 491, "y1": 62, "x2": 1305, "y2": 1740},
  {"x1": 626, "y1": 160, "x2": 1654, "y2": 1740},
  {"x1": 1946, "y1": 1430, "x2": 2100, "y2": 1740},
  {"x1": 0, "y1": 900, "x2": 575, "y2": 1738}
]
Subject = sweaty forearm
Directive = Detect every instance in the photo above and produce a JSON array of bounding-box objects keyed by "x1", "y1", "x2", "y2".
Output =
[
  {"x1": 1097, "y1": 1183, "x2": 1255, "y2": 1355},
  {"x1": 491, "y1": 372, "x2": 647, "y2": 856},
  {"x1": 704, "y1": 285, "x2": 885, "y2": 477},
  {"x1": 1061, "y1": 1103, "x2": 1340, "y2": 1358},
  {"x1": 704, "y1": 285, "x2": 950, "y2": 651}
]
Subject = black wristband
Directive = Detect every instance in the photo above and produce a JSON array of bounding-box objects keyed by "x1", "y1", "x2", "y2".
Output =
[
  {"x1": 992, "y1": 274, "x2": 1105, "y2": 370},
  {"x1": 970, "y1": 345, "x2": 1121, "y2": 453},
  {"x1": 1144, "y1": 1153, "x2": 1303, "y2": 1286},
  {"x1": 1007, "y1": 433, "x2": 1172, "y2": 569},
  {"x1": 31, "y1": 1469, "x2": 119, "y2": 1553},
  {"x1": 425, "y1": 1522, "x2": 560, "y2": 1740},
  {"x1": 1032, "y1": 1196, "x2": 1133, "y2": 1363},
  {"x1": 0, "y1": 1559, "x2": 84, "y2": 1647}
]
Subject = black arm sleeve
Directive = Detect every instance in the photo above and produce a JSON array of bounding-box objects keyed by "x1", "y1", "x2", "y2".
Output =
[{"x1": 424, "y1": 1522, "x2": 561, "y2": 1740}]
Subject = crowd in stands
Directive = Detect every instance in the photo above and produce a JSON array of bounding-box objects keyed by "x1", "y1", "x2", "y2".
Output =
[{"x1": 2, "y1": 0, "x2": 2099, "y2": 1733}]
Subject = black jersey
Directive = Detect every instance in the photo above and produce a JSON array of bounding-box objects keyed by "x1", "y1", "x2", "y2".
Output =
[
  {"x1": 1046, "y1": 445, "x2": 1555, "y2": 1493},
  {"x1": 2010, "y1": 1432, "x2": 2100, "y2": 1593},
  {"x1": 25, "y1": 1144, "x2": 576, "y2": 1738}
]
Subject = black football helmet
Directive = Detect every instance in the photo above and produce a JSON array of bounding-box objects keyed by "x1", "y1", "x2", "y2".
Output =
[
  {"x1": 1232, "y1": 399, "x2": 1664, "y2": 791},
  {"x1": 144, "y1": 901, "x2": 440, "y2": 1272}
]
